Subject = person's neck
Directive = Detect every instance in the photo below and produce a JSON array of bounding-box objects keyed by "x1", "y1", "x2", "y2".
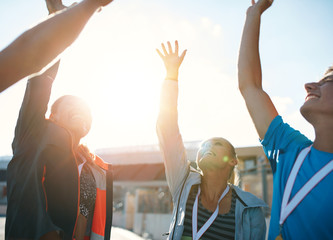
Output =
[
  {"x1": 309, "y1": 116, "x2": 333, "y2": 153},
  {"x1": 312, "y1": 119, "x2": 333, "y2": 153},
  {"x1": 73, "y1": 137, "x2": 80, "y2": 148},
  {"x1": 200, "y1": 169, "x2": 229, "y2": 202}
]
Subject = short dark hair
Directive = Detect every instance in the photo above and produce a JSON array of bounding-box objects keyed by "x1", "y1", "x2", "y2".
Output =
[
  {"x1": 51, "y1": 95, "x2": 90, "y2": 116},
  {"x1": 51, "y1": 95, "x2": 73, "y2": 115}
]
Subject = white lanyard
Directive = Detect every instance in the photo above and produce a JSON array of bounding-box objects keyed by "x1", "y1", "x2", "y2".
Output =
[
  {"x1": 192, "y1": 185, "x2": 230, "y2": 240},
  {"x1": 280, "y1": 145, "x2": 333, "y2": 226}
]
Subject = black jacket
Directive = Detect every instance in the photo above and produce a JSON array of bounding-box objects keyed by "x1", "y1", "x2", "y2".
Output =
[{"x1": 6, "y1": 68, "x2": 112, "y2": 239}]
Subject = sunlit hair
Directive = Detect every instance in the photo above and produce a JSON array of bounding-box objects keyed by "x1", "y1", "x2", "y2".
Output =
[
  {"x1": 228, "y1": 166, "x2": 240, "y2": 186},
  {"x1": 199, "y1": 137, "x2": 237, "y2": 159},
  {"x1": 225, "y1": 139, "x2": 237, "y2": 160},
  {"x1": 51, "y1": 95, "x2": 77, "y2": 115},
  {"x1": 77, "y1": 144, "x2": 104, "y2": 175},
  {"x1": 78, "y1": 144, "x2": 95, "y2": 164},
  {"x1": 50, "y1": 95, "x2": 91, "y2": 118},
  {"x1": 324, "y1": 65, "x2": 333, "y2": 75}
]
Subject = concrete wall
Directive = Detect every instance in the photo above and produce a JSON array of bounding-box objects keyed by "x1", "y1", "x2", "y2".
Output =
[{"x1": 133, "y1": 213, "x2": 172, "y2": 240}]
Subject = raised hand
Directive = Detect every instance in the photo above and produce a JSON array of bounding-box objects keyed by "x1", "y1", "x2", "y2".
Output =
[
  {"x1": 86, "y1": 0, "x2": 114, "y2": 8},
  {"x1": 248, "y1": 0, "x2": 273, "y2": 15},
  {"x1": 156, "y1": 40, "x2": 187, "y2": 81},
  {"x1": 46, "y1": 0, "x2": 67, "y2": 14}
]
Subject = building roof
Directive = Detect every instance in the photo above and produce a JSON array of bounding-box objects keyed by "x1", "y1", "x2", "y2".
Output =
[
  {"x1": 0, "y1": 144, "x2": 266, "y2": 182},
  {"x1": 96, "y1": 141, "x2": 200, "y2": 165},
  {"x1": 113, "y1": 163, "x2": 165, "y2": 182}
]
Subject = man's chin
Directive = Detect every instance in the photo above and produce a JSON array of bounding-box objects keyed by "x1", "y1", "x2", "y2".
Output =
[
  {"x1": 70, "y1": 127, "x2": 89, "y2": 139},
  {"x1": 300, "y1": 104, "x2": 311, "y2": 121}
]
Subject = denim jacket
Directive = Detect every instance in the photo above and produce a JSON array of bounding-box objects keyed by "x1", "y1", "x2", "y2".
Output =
[
  {"x1": 164, "y1": 168, "x2": 268, "y2": 240},
  {"x1": 157, "y1": 80, "x2": 268, "y2": 240}
]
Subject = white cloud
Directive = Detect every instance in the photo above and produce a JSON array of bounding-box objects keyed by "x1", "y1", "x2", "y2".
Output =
[{"x1": 271, "y1": 96, "x2": 293, "y2": 114}]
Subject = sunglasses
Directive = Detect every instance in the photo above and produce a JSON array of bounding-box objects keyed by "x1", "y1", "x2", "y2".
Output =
[{"x1": 317, "y1": 75, "x2": 333, "y2": 86}]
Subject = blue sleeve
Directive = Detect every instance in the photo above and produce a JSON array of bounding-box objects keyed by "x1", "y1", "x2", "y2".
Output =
[{"x1": 260, "y1": 116, "x2": 312, "y2": 173}]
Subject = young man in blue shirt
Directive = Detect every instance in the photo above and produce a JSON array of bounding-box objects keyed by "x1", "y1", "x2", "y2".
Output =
[{"x1": 238, "y1": 0, "x2": 333, "y2": 239}]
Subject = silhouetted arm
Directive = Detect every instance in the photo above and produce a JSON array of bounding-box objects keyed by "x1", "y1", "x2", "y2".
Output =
[{"x1": 0, "y1": 0, "x2": 114, "y2": 93}]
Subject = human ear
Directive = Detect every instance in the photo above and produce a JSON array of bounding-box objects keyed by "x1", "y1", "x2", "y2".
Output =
[{"x1": 229, "y1": 158, "x2": 238, "y2": 167}]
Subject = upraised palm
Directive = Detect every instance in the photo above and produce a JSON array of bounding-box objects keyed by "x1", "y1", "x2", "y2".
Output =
[{"x1": 250, "y1": 0, "x2": 273, "y2": 14}]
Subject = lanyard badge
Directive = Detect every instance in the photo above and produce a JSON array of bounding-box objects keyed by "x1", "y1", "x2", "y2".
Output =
[
  {"x1": 192, "y1": 185, "x2": 230, "y2": 240},
  {"x1": 277, "y1": 145, "x2": 333, "y2": 239}
]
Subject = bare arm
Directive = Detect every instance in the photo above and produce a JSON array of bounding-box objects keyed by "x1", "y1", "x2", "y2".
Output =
[
  {"x1": 238, "y1": 0, "x2": 278, "y2": 140},
  {"x1": 0, "y1": 0, "x2": 114, "y2": 93},
  {"x1": 156, "y1": 41, "x2": 188, "y2": 196}
]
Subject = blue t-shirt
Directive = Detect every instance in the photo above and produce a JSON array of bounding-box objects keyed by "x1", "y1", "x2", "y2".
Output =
[{"x1": 261, "y1": 115, "x2": 333, "y2": 240}]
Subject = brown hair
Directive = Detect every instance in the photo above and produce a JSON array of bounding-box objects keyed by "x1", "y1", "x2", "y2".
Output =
[
  {"x1": 325, "y1": 65, "x2": 333, "y2": 75},
  {"x1": 228, "y1": 166, "x2": 240, "y2": 186},
  {"x1": 77, "y1": 145, "x2": 104, "y2": 175}
]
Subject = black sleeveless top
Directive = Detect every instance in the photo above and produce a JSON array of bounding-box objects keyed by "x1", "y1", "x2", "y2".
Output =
[
  {"x1": 79, "y1": 163, "x2": 97, "y2": 219},
  {"x1": 182, "y1": 185, "x2": 236, "y2": 240}
]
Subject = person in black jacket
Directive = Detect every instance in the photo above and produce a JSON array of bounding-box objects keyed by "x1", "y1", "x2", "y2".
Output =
[
  {"x1": 6, "y1": 1, "x2": 113, "y2": 240},
  {"x1": 7, "y1": 62, "x2": 113, "y2": 240}
]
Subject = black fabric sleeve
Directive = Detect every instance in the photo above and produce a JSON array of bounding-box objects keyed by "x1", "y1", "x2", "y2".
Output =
[
  {"x1": 12, "y1": 62, "x2": 60, "y2": 154},
  {"x1": 104, "y1": 165, "x2": 113, "y2": 240}
]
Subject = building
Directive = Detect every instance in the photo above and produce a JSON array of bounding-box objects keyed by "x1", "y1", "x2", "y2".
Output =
[{"x1": 0, "y1": 156, "x2": 10, "y2": 216}]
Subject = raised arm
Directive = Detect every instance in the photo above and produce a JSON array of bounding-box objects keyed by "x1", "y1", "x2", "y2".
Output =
[
  {"x1": 156, "y1": 41, "x2": 188, "y2": 196},
  {"x1": 13, "y1": 1, "x2": 64, "y2": 152},
  {"x1": 0, "y1": 0, "x2": 114, "y2": 93},
  {"x1": 12, "y1": 61, "x2": 60, "y2": 154},
  {"x1": 238, "y1": 0, "x2": 278, "y2": 139}
]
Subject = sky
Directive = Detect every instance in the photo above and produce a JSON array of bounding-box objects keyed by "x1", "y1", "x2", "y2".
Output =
[{"x1": 0, "y1": 0, "x2": 333, "y2": 156}]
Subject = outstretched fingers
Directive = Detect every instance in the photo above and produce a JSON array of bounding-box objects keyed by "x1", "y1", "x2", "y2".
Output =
[
  {"x1": 167, "y1": 41, "x2": 173, "y2": 54},
  {"x1": 253, "y1": 0, "x2": 274, "y2": 12},
  {"x1": 179, "y1": 49, "x2": 187, "y2": 63},
  {"x1": 156, "y1": 49, "x2": 164, "y2": 60},
  {"x1": 45, "y1": 0, "x2": 67, "y2": 14},
  {"x1": 161, "y1": 43, "x2": 168, "y2": 56},
  {"x1": 156, "y1": 40, "x2": 187, "y2": 62},
  {"x1": 175, "y1": 40, "x2": 179, "y2": 55},
  {"x1": 156, "y1": 40, "x2": 187, "y2": 80}
]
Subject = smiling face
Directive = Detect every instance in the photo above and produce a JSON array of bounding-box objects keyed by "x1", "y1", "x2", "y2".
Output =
[
  {"x1": 50, "y1": 95, "x2": 92, "y2": 140},
  {"x1": 196, "y1": 137, "x2": 237, "y2": 172},
  {"x1": 300, "y1": 70, "x2": 333, "y2": 123}
]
